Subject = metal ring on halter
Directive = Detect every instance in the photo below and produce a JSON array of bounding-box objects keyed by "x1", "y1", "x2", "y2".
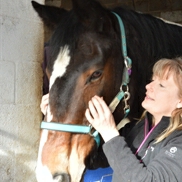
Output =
[
  {"x1": 124, "y1": 57, "x2": 132, "y2": 70},
  {"x1": 124, "y1": 57, "x2": 129, "y2": 69},
  {"x1": 120, "y1": 84, "x2": 129, "y2": 92},
  {"x1": 88, "y1": 124, "x2": 95, "y2": 136}
]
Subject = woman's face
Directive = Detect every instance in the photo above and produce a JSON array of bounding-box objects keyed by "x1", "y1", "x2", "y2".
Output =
[{"x1": 142, "y1": 73, "x2": 180, "y2": 120}]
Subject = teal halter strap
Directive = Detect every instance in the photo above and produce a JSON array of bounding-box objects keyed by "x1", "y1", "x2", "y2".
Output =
[
  {"x1": 109, "y1": 12, "x2": 132, "y2": 121},
  {"x1": 112, "y1": 12, "x2": 132, "y2": 71},
  {"x1": 41, "y1": 121, "x2": 100, "y2": 148}
]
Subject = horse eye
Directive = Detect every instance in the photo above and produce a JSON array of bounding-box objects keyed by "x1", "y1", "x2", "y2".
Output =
[{"x1": 90, "y1": 70, "x2": 102, "y2": 81}]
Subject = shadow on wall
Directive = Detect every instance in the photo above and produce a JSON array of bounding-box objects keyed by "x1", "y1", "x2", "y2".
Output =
[{"x1": 0, "y1": 129, "x2": 38, "y2": 182}]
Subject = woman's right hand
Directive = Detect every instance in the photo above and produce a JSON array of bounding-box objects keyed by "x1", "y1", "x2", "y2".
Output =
[
  {"x1": 40, "y1": 93, "x2": 49, "y2": 115},
  {"x1": 85, "y1": 95, "x2": 119, "y2": 142}
]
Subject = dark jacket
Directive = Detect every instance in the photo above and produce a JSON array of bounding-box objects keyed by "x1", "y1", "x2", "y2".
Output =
[{"x1": 103, "y1": 113, "x2": 182, "y2": 182}]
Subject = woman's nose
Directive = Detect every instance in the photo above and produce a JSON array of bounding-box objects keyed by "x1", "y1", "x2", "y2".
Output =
[{"x1": 146, "y1": 82, "x2": 153, "y2": 91}]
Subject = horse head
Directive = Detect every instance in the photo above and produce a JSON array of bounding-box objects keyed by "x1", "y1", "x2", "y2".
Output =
[{"x1": 32, "y1": 0, "x2": 128, "y2": 181}]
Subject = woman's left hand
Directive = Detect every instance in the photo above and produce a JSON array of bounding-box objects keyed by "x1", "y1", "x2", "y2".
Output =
[
  {"x1": 85, "y1": 95, "x2": 119, "y2": 142},
  {"x1": 40, "y1": 93, "x2": 49, "y2": 115}
]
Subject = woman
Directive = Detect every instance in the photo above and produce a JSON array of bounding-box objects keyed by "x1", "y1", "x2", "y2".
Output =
[
  {"x1": 41, "y1": 58, "x2": 182, "y2": 181},
  {"x1": 85, "y1": 58, "x2": 182, "y2": 182}
]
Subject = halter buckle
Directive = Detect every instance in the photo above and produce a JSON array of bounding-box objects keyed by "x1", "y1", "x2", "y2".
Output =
[
  {"x1": 88, "y1": 124, "x2": 95, "y2": 136},
  {"x1": 123, "y1": 91, "x2": 130, "y2": 113}
]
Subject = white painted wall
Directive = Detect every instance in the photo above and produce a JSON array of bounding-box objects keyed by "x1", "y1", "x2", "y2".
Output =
[{"x1": 0, "y1": 0, "x2": 44, "y2": 181}]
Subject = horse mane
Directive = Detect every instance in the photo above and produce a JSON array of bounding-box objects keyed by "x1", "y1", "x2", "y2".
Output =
[{"x1": 114, "y1": 7, "x2": 182, "y2": 60}]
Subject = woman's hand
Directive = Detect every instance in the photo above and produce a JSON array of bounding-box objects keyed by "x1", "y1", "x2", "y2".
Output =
[
  {"x1": 40, "y1": 93, "x2": 49, "y2": 115},
  {"x1": 85, "y1": 95, "x2": 119, "y2": 142}
]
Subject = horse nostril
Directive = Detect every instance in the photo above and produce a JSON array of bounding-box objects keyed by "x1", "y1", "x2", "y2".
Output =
[{"x1": 53, "y1": 173, "x2": 70, "y2": 182}]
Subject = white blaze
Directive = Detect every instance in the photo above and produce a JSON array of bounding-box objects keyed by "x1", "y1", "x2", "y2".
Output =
[{"x1": 49, "y1": 46, "x2": 71, "y2": 89}]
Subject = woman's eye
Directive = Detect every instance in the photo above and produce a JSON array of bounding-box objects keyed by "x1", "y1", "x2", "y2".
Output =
[
  {"x1": 90, "y1": 70, "x2": 102, "y2": 81},
  {"x1": 159, "y1": 83, "x2": 164, "y2": 87}
]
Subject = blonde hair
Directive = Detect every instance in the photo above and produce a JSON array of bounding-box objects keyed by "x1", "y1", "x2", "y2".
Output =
[{"x1": 142, "y1": 58, "x2": 182, "y2": 143}]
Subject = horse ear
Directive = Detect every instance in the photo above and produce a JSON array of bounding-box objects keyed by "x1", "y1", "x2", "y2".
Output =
[
  {"x1": 72, "y1": 0, "x2": 111, "y2": 32},
  {"x1": 31, "y1": 1, "x2": 68, "y2": 29}
]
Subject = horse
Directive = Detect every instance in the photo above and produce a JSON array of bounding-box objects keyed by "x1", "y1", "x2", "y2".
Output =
[{"x1": 32, "y1": 0, "x2": 182, "y2": 181}]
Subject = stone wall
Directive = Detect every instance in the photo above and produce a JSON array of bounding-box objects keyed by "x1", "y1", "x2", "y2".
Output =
[{"x1": 0, "y1": 0, "x2": 44, "y2": 181}]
